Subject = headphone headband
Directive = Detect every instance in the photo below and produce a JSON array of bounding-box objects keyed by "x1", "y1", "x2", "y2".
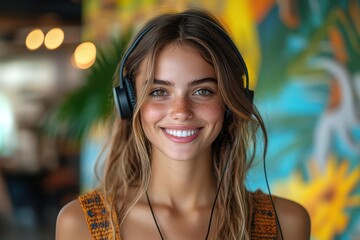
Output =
[{"x1": 118, "y1": 25, "x2": 154, "y2": 89}]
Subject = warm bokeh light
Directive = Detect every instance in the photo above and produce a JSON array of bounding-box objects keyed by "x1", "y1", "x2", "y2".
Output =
[
  {"x1": 25, "y1": 29, "x2": 44, "y2": 50},
  {"x1": 73, "y1": 42, "x2": 96, "y2": 69},
  {"x1": 44, "y1": 28, "x2": 65, "y2": 50}
]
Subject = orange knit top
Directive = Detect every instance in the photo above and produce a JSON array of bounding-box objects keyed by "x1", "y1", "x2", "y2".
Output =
[{"x1": 78, "y1": 190, "x2": 277, "y2": 240}]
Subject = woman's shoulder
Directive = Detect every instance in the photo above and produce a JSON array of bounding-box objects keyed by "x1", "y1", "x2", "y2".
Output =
[
  {"x1": 56, "y1": 190, "x2": 106, "y2": 240},
  {"x1": 274, "y1": 196, "x2": 311, "y2": 239},
  {"x1": 250, "y1": 190, "x2": 311, "y2": 239},
  {"x1": 56, "y1": 198, "x2": 91, "y2": 240}
]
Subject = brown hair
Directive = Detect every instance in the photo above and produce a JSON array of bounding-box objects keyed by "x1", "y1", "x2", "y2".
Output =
[{"x1": 101, "y1": 8, "x2": 267, "y2": 239}]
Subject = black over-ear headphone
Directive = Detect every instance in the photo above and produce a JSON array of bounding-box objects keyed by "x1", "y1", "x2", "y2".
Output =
[{"x1": 113, "y1": 13, "x2": 254, "y2": 120}]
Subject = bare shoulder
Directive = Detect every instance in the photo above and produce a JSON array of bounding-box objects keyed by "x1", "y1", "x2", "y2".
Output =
[
  {"x1": 56, "y1": 199, "x2": 91, "y2": 240},
  {"x1": 274, "y1": 196, "x2": 311, "y2": 240}
]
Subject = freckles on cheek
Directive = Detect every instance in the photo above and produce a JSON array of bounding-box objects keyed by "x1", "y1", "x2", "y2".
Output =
[
  {"x1": 140, "y1": 103, "x2": 164, "y2": 123},
  {"x1": 199, "y1": 103, "x2": 225, "y2": 120}
]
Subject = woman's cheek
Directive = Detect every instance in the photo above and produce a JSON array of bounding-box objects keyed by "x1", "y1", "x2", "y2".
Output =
[{"x1": 140, "y1": 101, "x2": 166, "y2": 124}]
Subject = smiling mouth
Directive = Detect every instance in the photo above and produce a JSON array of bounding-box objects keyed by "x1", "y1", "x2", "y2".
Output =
[{"x1": 164, "y1": 129, "x2": 200, "y2": 137}]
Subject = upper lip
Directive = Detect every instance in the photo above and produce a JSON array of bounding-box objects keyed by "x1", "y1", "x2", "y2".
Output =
[{"x1": 161, "y1": 126, "x2": 202, "y2": 130}]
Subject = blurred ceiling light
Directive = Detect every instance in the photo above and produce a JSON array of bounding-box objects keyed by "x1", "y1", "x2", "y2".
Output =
[
  {"x1": 25, "y1": 29, "x2": 44, "y2": 50},
  {"x1": 44, "y1": 28, "x2": 64, "y2": 50},
  {"x1": 73, "y1": 42, "x2": 96, "y2": 69}
]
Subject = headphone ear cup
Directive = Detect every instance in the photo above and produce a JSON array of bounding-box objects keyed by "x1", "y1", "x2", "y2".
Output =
[
  {"x1": 245, "y1": 89, "x2": 254, "y2": 104},
  {"x1": 124, "y1": 77, "x2": 136, "y2": 110},
  {"x1": 112, "y1": 77, "x2": 136, "y2": 120}
]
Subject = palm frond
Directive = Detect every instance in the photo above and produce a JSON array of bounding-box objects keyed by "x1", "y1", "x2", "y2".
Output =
[{"x1": 44, "y1": 32, "x2": 132, "y2": 141}]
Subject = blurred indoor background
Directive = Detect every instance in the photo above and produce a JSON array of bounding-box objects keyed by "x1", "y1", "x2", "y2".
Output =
[{"x1": 0, "y1": 0, "x2": 359, "y2": 240}]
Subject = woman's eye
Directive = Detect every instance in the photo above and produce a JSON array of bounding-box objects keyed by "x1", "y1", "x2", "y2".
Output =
[
  {"x1": 150, "y1": 89, "x2": 167, "y2": 97},
  {"x1": 194, "y1": 88, "x2": 212, "y2": 96}
]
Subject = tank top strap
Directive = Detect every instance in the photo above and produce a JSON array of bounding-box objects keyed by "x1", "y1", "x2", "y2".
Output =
[
  {"x1": 250, "y1": 190, "x2": 278, "y2": 239},
  {"x1": 78, "y1": 190, "x2": 120, "y2": 240},
  {"x1": 78, "y1": 189, "x2": 277, "y2": 239}
]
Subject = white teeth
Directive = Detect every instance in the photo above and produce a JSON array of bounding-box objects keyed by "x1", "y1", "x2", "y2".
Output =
[{"x1": 165, "y1": 129, "x2": 198, "y2": 137}]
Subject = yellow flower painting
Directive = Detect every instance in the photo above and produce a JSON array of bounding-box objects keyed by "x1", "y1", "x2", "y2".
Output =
[{"x1": 274, "y1": 157, "x2": 360, "y2": 239}]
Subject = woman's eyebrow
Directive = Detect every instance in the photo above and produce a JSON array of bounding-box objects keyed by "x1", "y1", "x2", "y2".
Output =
[
  {"x1": 151, "y1": 77, "x2": 217, "y2": 86},
  {"x1": 143, "y1": 79, "x2": 173, "y2": 87},
  {"x1": 188, "y1": 77, "x2": 217, "y2": 86},
  {"x1": 152, "y1": 79, "x2": 174, "y2": 86}
]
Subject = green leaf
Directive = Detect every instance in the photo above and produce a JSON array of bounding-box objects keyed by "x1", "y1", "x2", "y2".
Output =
[{"x1": 43, "y1": 32, "x2": 133, "y2": 141}]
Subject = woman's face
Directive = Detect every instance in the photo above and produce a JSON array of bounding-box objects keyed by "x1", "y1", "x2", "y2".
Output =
[{"x1": 136, "y1": 43, "x2": 224, "y2": 162}]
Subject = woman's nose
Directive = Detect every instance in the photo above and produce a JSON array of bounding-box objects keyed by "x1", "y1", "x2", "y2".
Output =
[{"x1": 169, "y1": 96, "x2": 193, "y2": 120}]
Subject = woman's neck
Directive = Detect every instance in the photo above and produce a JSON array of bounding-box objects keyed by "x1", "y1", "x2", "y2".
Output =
[{"x1": 148, "y1": 150, "x2": 216, "y2": 211}]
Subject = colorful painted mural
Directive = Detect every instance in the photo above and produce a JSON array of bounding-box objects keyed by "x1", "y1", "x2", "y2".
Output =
[{"x1": 81, "y1": 0, "x2": 360, "y2": 239}]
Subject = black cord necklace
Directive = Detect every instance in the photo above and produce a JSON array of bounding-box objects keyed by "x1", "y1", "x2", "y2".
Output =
[
  {"x1": 145, "y1": 189, "x2": 219, "y2": 240},
  {"x1": 145, "y1": 152, "x2": 231, "y2": 240},
  {"x1": 143, "y1": 148, "x2": 285, "y2": 240},
  {"x1": 145, "y1": 158, "x2": 230, "y2": 240}
]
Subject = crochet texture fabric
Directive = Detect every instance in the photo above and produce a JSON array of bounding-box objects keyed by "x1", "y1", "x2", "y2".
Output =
[{"x1": 78, "y1": 190, "x2": 277, "y2": 240}]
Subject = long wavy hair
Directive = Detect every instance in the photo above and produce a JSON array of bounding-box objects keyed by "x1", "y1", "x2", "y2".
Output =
[{"x1": 100, "y1": 8, "x2": 268, "y2": 240}]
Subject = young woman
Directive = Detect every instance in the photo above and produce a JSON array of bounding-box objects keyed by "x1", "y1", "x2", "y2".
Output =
[{"x1": 56, "y1": 9, "x2": 310, "y2": 240}]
